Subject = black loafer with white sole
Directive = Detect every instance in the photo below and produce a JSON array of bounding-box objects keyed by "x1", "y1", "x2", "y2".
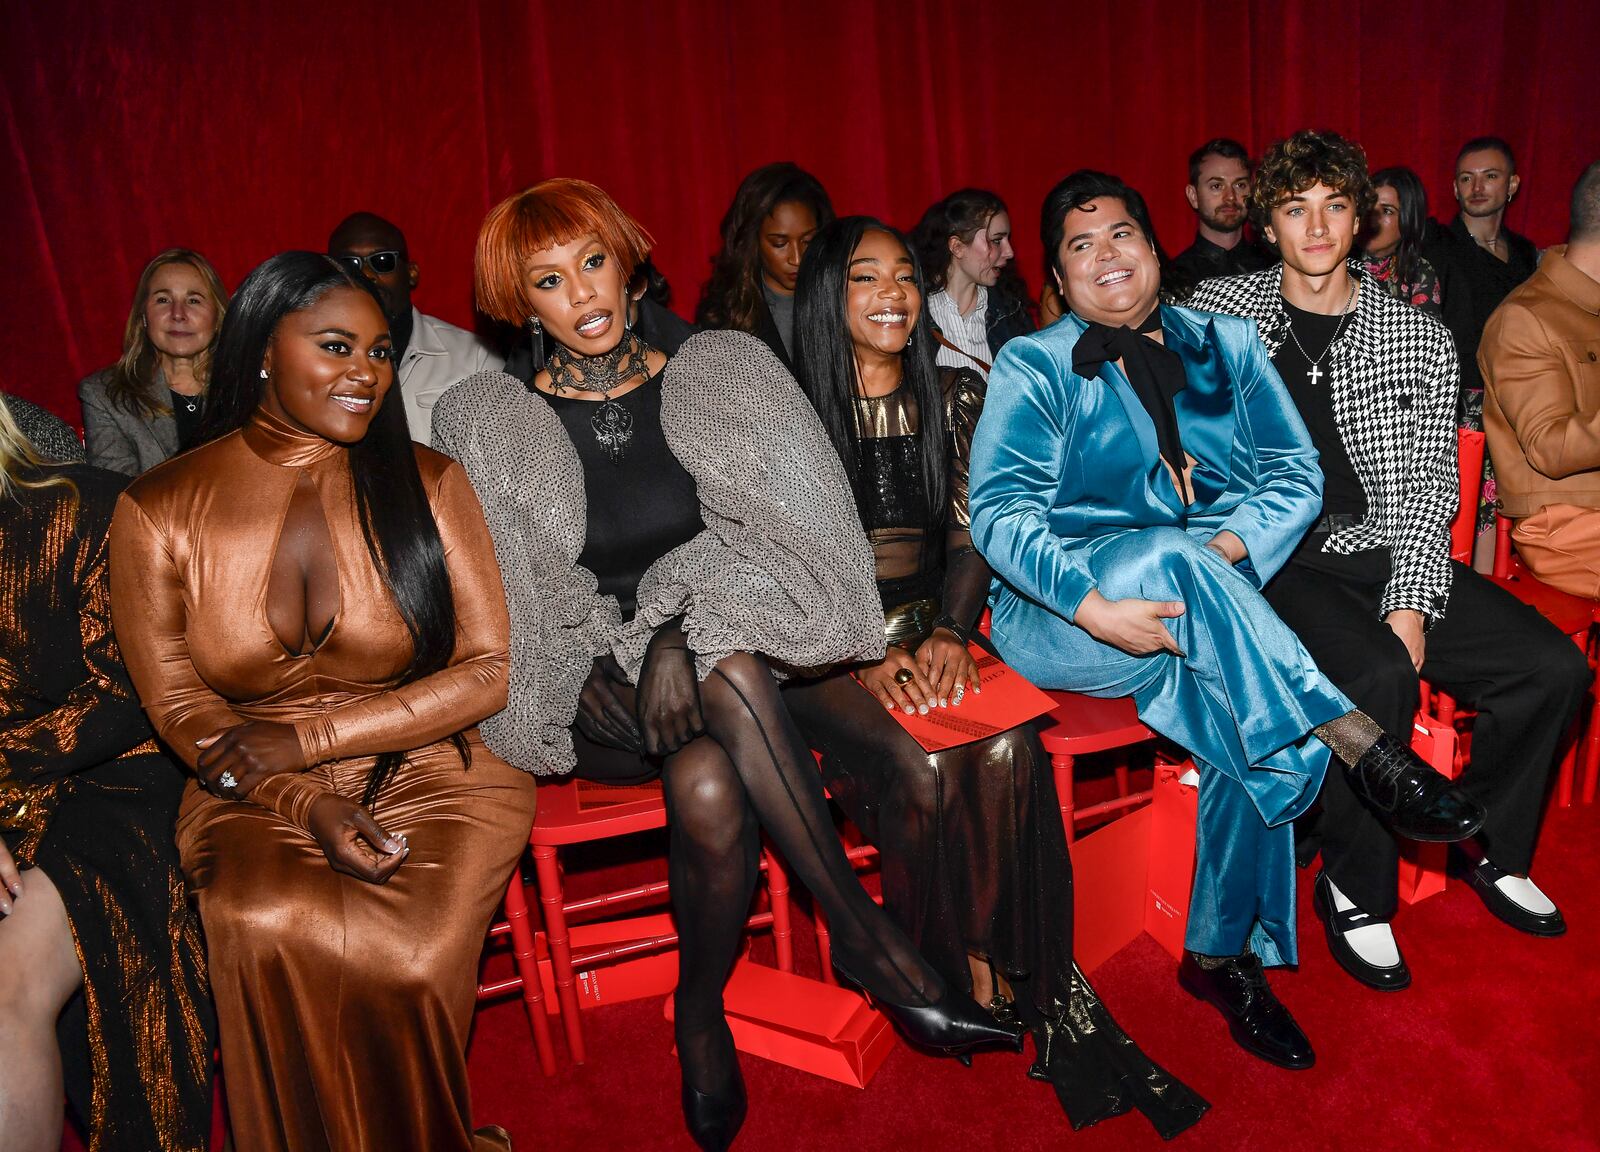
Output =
[{"x1": 1312, "y1": 869, "x2": 1411, "y2": 991}]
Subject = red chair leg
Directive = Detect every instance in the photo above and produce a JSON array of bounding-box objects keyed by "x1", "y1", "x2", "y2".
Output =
[
  {"x1": 1558, "y1": 741, "x2": 1577, "y2": 808},
  {"x1": 1581, "y1": 686, "x2": 1600, "y2": 805},
  {"x1": 503, "y1": 868, "x2": 558, "y2": 1077},
  {"x1": 813, "y1": 903, "x2": 836, "y2": 985},
  {"x1": 1113, "y1": 762, "x2": 1130, "y2": 799},
  {"x1": 1051, "y1": 752, "x2": 1077, "y2": 843},
  {"x1": 764, "y1": 847, "x2": 794, "y2": 973},
  {"x1": 532, "y1": 845, "x2": 587, "y2": 1064}
]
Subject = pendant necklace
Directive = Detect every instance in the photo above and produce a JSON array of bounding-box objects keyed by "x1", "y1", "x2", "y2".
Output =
[
  {"x1": 546, "y1": 334, "x2": 651, "y2": 463},
  {"x1": 1285, "y1": 280, "x2": 1357, "y2": 387}
]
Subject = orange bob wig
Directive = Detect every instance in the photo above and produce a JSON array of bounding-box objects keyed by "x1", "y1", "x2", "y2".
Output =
[{"x1": 475, "y1": 178, "x2": 654, "y2": 325}]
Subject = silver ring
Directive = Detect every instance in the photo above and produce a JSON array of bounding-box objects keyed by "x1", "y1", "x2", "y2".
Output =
[
  {"x1": 218, "y1": 770, "x2": 239, "y2": 791},
  {"x1": 953, "y1": 685, "x2": 966, "y2": 704}
]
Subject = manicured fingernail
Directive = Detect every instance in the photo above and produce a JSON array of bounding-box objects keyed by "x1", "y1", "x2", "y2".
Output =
[
  {"x1": 0, "y1": 898, "x2": 10, "y2": 916},
  {"x1": 939, "y1": 699, "x2": 948, "y2": 708},
  {"x1": 9, "y1": 879, "x2": 21, "y2": 897},
  {"x1": 903, "y1": 706, "x2": 915, "y2": 715}
]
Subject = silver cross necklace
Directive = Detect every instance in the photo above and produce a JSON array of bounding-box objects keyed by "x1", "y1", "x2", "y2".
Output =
[{"x1": 1285, "y1": 280, "x2": 1357, "y2": 386}]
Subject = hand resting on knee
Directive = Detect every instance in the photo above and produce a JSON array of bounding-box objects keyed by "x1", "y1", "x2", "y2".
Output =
[
  {"x1": 1074, "y1": 590, "x2": 1188, "y2": 657},
  {"x1": 0, "y1": 838, "x2": 22, "y2": 915}
]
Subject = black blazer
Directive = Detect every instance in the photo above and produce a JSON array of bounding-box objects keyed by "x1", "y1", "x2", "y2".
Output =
[{"x1": 1423, "y1": 215, "x2": 1538, "y2": 394}]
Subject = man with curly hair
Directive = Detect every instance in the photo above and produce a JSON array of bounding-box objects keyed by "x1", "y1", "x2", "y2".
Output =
[{"x1": 1189, "y1": 130, "x2": 1587, "y2": 992}]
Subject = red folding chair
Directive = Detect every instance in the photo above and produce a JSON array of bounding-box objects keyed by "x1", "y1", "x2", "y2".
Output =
[
  {"x1": 1423, "y1": 429, "x2": 1596, "y2": 805},
  {"x1": 478, "y1": 776, "x2": 795, "y2": 1074}
]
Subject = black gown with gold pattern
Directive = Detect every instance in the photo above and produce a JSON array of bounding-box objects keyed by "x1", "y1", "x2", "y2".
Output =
[{"x1": 0, "y1": 463, "x2": 212, "y2": 1152}]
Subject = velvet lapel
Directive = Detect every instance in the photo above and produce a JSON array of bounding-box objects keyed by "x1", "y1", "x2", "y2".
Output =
[{"x1": 1161, "y1": 307, "x2": 1235, "y2": 508}]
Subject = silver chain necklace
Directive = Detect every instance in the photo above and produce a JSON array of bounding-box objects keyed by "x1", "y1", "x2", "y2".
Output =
[
  {"x1": 1285, "y1": 280, "x2": 1356, "y2": 387},
  {"x1": 546, "y1": 334, "x2": 651, "y2": 463}
]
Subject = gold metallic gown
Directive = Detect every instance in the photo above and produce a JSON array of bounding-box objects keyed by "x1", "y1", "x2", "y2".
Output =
[
  {"x1": 0, "y1": 463, "x2": 211, "y2": 1152},
  {"x1": 109, "y1": 410, "x2": 536, "y2": 1152}
]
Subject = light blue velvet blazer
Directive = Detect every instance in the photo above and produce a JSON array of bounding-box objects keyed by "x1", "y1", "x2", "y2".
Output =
[{"x1": 969, "y1": 305, "x2": 1323, "y2": 624}]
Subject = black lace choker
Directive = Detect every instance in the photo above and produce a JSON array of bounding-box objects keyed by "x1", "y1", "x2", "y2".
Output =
[{"x1": 546, "y1": 334, "x2": 653, "y2": 463}]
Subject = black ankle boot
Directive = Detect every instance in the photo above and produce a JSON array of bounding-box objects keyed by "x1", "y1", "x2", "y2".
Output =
[
  {"x1": 678, "y1": 1022, "x2": 746, "y2": 1152},
  {"x1": 832, "y1": 958, "x2": 1026, "y2": 1062},
  {"x1": 1344, "y1": 733, "x2": 1486, "y2": 842}
]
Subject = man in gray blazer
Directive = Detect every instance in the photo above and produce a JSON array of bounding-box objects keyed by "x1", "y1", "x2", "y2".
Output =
[{"x1": 328, "y1": 212, "x2": 502, "y2": 443}]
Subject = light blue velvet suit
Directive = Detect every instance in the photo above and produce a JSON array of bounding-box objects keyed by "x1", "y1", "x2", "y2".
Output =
[{"x1": 969, "y1": 305, "x2": 1352, "y2": 965}]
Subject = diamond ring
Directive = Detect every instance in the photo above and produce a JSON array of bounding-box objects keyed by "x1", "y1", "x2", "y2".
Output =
[{"x1": 218, "y1": 770, "x2": 239, "y2": 791}]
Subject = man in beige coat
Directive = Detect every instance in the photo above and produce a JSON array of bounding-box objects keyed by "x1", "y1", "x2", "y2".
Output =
[
  {"x1": 1482, "y1": 161, "x2": 1600, "y2": 598},
  {"x1": 328, "y1": 212, "x2": 502, "y2": 444}
]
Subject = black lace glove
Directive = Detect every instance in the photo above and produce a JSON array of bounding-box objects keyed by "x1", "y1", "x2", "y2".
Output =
[{"x1": 637, "y1": 616, "x2": 704, "y2": 757}]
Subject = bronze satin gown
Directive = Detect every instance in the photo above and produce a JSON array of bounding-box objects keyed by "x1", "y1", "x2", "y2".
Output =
[{"x1": 108, "y1": 409, "x2": 537, "y2": 1152}]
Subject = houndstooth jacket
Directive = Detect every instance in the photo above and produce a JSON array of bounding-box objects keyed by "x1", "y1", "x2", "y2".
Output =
[{"x1": 1187, "y1": 262, "x2": 1459, "y2": 624}]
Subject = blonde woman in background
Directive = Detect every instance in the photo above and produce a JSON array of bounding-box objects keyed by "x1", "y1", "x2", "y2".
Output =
[{"x1": 79, "y1": 248, "x2": 227, "y2": 474}]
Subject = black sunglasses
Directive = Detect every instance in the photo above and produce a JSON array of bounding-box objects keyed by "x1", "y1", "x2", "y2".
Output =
[{"x1": 333, "y1": 250, "x2": 402, "y2": 275}]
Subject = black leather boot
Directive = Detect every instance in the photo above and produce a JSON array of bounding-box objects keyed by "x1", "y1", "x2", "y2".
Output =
[
  {"x1": 1343, "y1": 733, "x2": 1486, "y2": 842},
  {"x1": 1178, "y1": 951, "x2": 1314, "y2": 1070}
]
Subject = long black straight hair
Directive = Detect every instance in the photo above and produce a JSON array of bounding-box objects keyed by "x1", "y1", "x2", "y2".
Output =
[
  {"x1": 794, "y1": 216, "x2": 947, "y2": 530},
  {"x1": 1371, "y1": 166, "x2": 1431, "y2": 291},
  {"x1": 199, "y1": 251, "x2": 466, "y2": 807}
]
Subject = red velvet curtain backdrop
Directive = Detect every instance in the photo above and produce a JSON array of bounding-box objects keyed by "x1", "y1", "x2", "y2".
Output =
[{"x1": 4, "y1": 0, "x2": 1598, "y2": 422}]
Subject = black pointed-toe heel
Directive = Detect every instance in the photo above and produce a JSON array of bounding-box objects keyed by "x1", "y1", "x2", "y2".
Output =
[
  {"x1": 832, "y1": 960, "x2": 1026, "y2": 1060},
  {"x1": 681, "y1": 1073, "x2": 747, "y2": 1152}
]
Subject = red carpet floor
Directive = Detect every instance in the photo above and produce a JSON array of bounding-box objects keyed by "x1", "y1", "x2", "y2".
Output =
[
  {"x1": 464, "y1": 798, "x2": 1600, "y2": 1152},
  {"x1": 62, "y1": 796, "x2": 1600, "y2": 1151}
]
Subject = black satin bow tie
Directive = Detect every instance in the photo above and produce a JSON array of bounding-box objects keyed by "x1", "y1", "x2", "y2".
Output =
[{"x1": 1072, "y1": 308, "x2": 1189, "y2": 489}]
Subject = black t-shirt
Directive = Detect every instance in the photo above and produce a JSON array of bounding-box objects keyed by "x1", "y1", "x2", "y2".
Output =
[
  {"x1": 1273, "y1": 300, "x2": 1366, "y2": 521},
  {"x1": 169, "y1": 389, "x2": 202, "y2": 451},
  {"x1": 548, "y1": 372, "x2": 703, "y2": 621}
]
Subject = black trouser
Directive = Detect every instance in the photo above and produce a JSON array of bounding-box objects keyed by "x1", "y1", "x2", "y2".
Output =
[{"x1": 1264, "y1": 547, "x2": 1589, "y2": 919}]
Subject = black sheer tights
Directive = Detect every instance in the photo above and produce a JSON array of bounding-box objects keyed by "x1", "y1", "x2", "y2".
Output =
[
  {"x1": 587, "y1": 652, "x2": 949, "y2": 1096},
  {"x1": 661, "y1": 740, "x2": 759, "y2": 1096},
  {"x1": 698, "y1": 654, "x2": 945, "y2": 1010}
]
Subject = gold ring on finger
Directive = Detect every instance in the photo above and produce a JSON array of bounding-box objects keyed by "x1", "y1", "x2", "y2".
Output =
[{"x1": 894, "y1": 667, "x2": 916, "y2": 685}]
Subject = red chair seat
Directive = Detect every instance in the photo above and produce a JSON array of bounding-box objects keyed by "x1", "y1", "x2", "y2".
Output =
[{"x1": 1038, "y1": 690, "x2": 1162, "y2": 840}]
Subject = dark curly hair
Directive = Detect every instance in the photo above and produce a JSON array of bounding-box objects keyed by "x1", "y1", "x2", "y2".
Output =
[
  {"x1": 1250, "y1": 129, "x2": 1377, "y2": 234},
  {"x1": 909, "y1": 188, "x2": 1009, "y2": 292}
]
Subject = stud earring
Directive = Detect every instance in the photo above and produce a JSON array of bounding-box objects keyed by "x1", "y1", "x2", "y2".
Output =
[{"x1": 259, "y1": 368, "x2": 269, "y2": 380}]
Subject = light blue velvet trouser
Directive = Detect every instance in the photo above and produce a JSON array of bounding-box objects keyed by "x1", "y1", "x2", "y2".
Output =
[{"x1": 989, "y1": 526, "x2": 1352, "y2": 965}]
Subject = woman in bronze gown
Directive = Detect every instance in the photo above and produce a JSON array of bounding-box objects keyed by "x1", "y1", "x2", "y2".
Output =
[
  {"x1": 0, "y1": 397, "x2": 211, "y2": 1152},
  {"x1": 433, "y1": 179, "x2": 1022, "y2": 1152},
  {"x1": 108, "y1": 252, "x2": 535, "y2": 1152},
  {"x1": 791, "y1": 218, "x2": 1209, "y2": 1137}
]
